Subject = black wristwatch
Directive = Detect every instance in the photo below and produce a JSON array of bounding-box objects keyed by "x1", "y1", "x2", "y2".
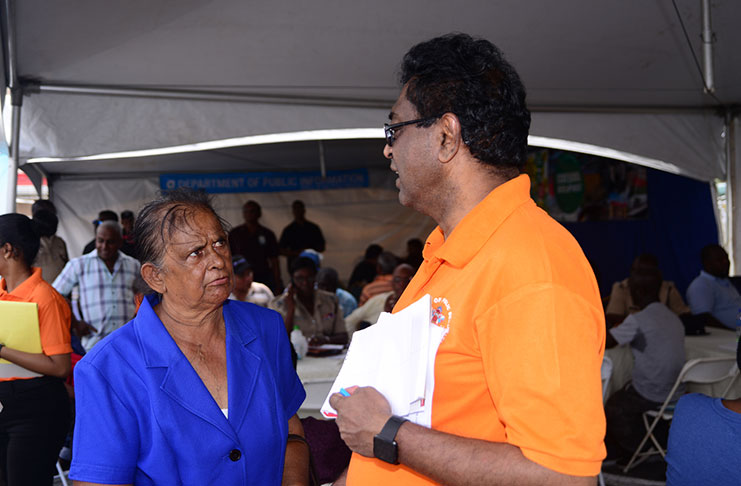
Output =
[{"x1": 373, "y1": 415, "x2": 408, "y2": 464}]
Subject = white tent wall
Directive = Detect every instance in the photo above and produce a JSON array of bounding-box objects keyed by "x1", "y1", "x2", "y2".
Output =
[
  {"x1": 728, "y1": 114, "x2": 740, "y2": 273},
  {"x1": 52, "y1": 172, "x2": 436, "y2": 287}
]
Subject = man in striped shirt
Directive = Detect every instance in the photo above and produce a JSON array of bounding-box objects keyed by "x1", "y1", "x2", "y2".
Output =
[{"x1": 53, "y1": 221, "x2": 140, "y2": 351}]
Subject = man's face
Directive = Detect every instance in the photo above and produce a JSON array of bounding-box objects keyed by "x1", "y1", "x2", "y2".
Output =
[
  {"x1": 391, "y1": 265, "x2": 414, "y2": 297},
  {"x1": 292, "y1": 202, "x2": 305, "y2": 220},
  {"x1": 242, "y1": 202, "x2": 260, "y2": 224},
  {"x1": 383, "y1": 85, "x2": 440, "y2": 210},
  {"x1": 96, "y1": 226, "x2": 123, "y2": 264},
  {"x1": 234, "y1": 269, "x2": 254, "y2": 293}
]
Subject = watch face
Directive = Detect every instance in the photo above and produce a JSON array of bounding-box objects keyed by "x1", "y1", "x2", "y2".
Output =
[{"x1": 373, "y1": 435, "x2": 398, "y2": 464}]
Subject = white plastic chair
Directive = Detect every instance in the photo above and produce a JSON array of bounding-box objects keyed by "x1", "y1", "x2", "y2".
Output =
[{"x1": 623, "y1": 356, "x2": 738, "y2": 473}]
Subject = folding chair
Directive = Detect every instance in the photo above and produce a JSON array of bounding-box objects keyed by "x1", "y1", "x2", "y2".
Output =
[
  {"x1": 55, "y1": 460, "x2": 69, "y2": 486},
  {"x1": 623, "y1": 356, "x2": 738, "y2": 473},
  {"x1": 598, "y1": 356, "x2": 613, "y2": 486}
]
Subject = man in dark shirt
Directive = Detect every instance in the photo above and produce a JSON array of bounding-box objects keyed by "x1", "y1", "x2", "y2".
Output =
[
  {"x1": 228, "y1": 200, "x2": 282, "y2": 293},
  {"x1": 279, "y1": 200, "x2": 326, "y2": 271}
]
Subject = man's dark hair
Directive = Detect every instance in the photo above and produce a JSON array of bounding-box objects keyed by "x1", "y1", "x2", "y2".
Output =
[
  {"x1": 134, "y1": 188, "x2": 229, "y2": 267},
  {"x1": 316, "y1": 267, "x2": 339, "y2": 292},
  {"x1": 701, "y1": 244, "x2": 725, "y2": 266},
  {"x1": 32, "y1": 209, "x2": 58, "y2": 237},
  {"x1": 243, "y1": 200, "x2": 262, "y2": 219},
  {"x1": 400, "y1": 33, "x2": 530, "y2": 177},
  {"x1": 364, "y1": 244, "x2": 383, "y2": 260},
  {"x1": 97, "y1": 210, "x2": 119, "y2": 223},
  {"x1": 32, "y1": 199, "x2": 57, "y2": 216},
  {"x1": 628, "y1": 267, "x2": 662, "y2": 310},
  {"x1": 290, "y1": 256, "x2": 317, "y2": 276},
  {"x1": 121, "y1": 210, "x2": 135, "y2": 221},
  {"x1": 0, "y1": 213, "x2": 41, "y2": 267},
  {"x1": 377, "y1": 251, "x2": 398, "y2": 275}
]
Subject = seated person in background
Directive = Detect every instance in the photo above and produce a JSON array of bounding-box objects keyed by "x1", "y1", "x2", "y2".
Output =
[
  {"x1": 605, "y1": 253, "x2": 690, "y2": 327},
  {"x1": 31, "y1": 206, "x2": 69, "y2": 283},
  {"x1": 347, "y1": 244, "x2": 383, "y2": 299},
  {"x1": 82, "y1": 210, "x2": 118, "y2": 254},
  {"x1": 686, "y1": 244, "x2": 741, "y2": 329},
  {"x1": 664, "y1": 339, "x2": 741, "y2": 486},
  {"x1": 270, "y1": 257, "x2": 347, "y2": 344},
  {"x1": 345, "y1": 263, "x2": 414, "y2": 338},
  {"x1": 358, "y1": 251, "x2": 397, "y2": 306},
  {"x1": 604, "y1": 265, "x2": 686, "y2": 461},
  {"x1": 316, "y1": 267, "x2": 357, "y2": 317},
  {"x1": 229, "y1": 254, "x2": 274, "y2": 307},
  {"x1": 401, "y1": 237, "x2": 424, "y2": 270}
]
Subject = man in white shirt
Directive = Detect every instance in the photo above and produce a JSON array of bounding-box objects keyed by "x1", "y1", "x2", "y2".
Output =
[{"x1": 229, "y1": 255, "x2": 274, "y2": 307}]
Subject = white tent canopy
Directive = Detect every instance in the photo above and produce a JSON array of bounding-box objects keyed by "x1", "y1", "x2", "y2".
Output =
[{"x1": 2, "y1": 0, "x2": 740, "y2": 267}]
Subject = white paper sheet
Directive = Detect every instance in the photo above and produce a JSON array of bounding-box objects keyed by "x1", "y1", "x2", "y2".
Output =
[{"x1": 320, "y1": 294, "x2": 447, "y2": 427}]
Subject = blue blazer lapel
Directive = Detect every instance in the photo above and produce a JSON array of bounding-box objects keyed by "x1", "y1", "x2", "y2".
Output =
[
  {"x1": 135, "y1": 295, "x2": 238, "y2": 442},
  {"x1": 223, "y1": 301, "x2": 262, "y2": 432}
]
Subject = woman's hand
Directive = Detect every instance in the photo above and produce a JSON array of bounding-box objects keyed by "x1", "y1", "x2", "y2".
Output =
[{"x1": 282, "y1": 415, "x2": 310, "y2": 486}]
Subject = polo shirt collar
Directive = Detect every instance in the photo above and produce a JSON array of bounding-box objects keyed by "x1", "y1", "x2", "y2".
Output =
[
  {"x1": 700, "y1": 270, "x2": 729, "y2": 283},
  {"x1": 426, "y1": 174, "x2": 532, "y2": 268},
  {"x1": 0, "y1": 267, "x2": 42, "y2": 299}
]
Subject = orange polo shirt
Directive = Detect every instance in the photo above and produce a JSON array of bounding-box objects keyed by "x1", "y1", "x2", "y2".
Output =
[
  {"x1": 348, "y1": 175, "x2": 606, "y2": 484},
  {"x1": 0, "y1": 267, "x2": 72, "y2": 380}
]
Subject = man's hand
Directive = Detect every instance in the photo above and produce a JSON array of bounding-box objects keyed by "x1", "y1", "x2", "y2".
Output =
[
  {"x1": 329, "y1": 386, "x2": 392, "y2": 457},
  {"x1": 72, "y1": 318, "x2": 96, "y2": 337}
]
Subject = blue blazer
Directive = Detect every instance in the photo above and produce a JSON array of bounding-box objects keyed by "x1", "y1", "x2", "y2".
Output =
[{"x1": 70, "y1": 295, "x2": 305, "y2": 485}]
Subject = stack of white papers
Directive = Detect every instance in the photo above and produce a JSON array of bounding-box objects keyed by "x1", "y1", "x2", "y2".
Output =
[{"x1": 320, "y1": 294, "x2": 446, "y2": 427}]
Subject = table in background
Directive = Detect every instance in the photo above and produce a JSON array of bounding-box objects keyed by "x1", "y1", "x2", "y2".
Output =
[
  {"x1": 296, "y1": 354, "x2": 345, "y2": 417},
  {"x1": 605, "y1": 327, "x2": 740, "y2": 399}
]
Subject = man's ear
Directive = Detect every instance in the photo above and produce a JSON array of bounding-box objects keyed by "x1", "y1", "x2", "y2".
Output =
[
  {"x1": 141, "y1": 263, "x2": 166, "y2": 294},
  {"x1": 437, "y1": 113, "x2": 463, "y2": 164}
]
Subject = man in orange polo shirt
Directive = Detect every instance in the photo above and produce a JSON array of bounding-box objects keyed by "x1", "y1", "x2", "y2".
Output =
[{"x1": 329, "y1": 33, "x2": 606, "y2": 485}]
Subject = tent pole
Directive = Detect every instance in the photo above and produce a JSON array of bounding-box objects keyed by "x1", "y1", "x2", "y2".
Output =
[
  {"x1": 726, "y1": 112, "x2": 737, "y2": 274},
  {"x1": 1, "y1": 0, "x2": 20, "y2": 214},
  {"x1": 701, "y1": 0, "x2": 715, "y2": 94},
  {"x1": 318, "y1": 141, "x2": 326, "y2": 178}
]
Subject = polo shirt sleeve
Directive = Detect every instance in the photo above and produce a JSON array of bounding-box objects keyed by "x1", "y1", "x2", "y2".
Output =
[
  {"x1": 69, "y1": 359, "x2": 139, "y2": 484},
  {"x1": 477, "y1": 283, "x2": 606, "y2": 476},
  {"x1": 686, "y1": 278, "x2": 714, "y2": 315},
  {"x1": 52, "y1": 259, "x2": 80, "y2": 297},
  {"x1": 609, "y1": 314, "x2": 639, "y2": 346},
  {"x1": 37, "y1": 291, "x2": 73, "y2": 356},
  {"x1": 269, "y1": 311, "x2": 306, "y2": 420}
]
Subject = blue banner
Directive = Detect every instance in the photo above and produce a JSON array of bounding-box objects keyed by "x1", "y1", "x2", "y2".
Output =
[{"x1": 160, "y1": 169, "x2": 369, "y2": 194}]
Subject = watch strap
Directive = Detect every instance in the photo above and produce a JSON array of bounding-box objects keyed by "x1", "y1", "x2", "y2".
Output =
[{"x1": 373, "y1": 415, "x2": 408, "y2": 464}]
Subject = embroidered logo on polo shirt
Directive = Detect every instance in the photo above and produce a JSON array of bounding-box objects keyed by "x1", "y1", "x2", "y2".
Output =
[{"x1": 431, "y1": 296, "x2": 452, "y2": 330}]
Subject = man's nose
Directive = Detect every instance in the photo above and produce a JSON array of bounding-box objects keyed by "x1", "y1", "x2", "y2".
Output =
[{"x1": 383, "y1": 144, "x2": 393, "y2": 160}]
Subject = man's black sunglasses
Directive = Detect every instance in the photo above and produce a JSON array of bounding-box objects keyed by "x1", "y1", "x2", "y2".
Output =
[{"x1": 383, "y1": 117, "x2": 439, "y2": 147}]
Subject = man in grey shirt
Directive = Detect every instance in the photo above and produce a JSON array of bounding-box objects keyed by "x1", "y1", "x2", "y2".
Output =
[{"x1": 604, "y1": 266, "x2": 685, "y2": 462}]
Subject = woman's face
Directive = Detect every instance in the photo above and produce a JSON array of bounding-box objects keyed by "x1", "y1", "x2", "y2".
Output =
[
  {"x1": 292, "y1": 267, "x2": 316, "y2": 297},
  {"x1": 158, "y1": 208, "x2": 233, "y2": 310}
]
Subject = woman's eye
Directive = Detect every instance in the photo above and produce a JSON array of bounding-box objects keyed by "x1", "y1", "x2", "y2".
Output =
[
  {"x1": 214, "y1": 239, "x2": 226, "y2": 248},
  {"x1": 189, "y1": 249, "x2": 202, "y2": 257}
]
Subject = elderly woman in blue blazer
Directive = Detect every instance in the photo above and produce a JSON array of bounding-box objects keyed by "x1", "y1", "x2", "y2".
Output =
[{"x1": 70, "y1": 189, "x2": 308, "y2": 486}]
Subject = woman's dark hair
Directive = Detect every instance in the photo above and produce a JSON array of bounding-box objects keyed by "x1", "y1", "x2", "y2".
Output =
[
  {"x1": 134, "y1": 188, "x2": 229, "y2": 267},
  {"x1": 400, "y1": 33, "x2": 531, "y2": 177},
  {"x1": 290, "y1": 256, "x2": 317, "y2": 276},
  {"x1": 31, "y1": 199, "x2": 57, "y2": 216},
  {"x1": 32, "y1": 209, "x2": 59, "y2": 237},
  {"x1": 0, "y1": 213, "x2": 41, "y2": 267}
]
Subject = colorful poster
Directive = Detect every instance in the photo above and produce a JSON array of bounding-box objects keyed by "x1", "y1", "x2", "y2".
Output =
[{"x1": 525, "y1": 149, "x2": 648, "y2": 222}]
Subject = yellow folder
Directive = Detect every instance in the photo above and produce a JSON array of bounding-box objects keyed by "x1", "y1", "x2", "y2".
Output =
[{"x1": 0, "y1": 301, "x2": 43, "y2": 364}]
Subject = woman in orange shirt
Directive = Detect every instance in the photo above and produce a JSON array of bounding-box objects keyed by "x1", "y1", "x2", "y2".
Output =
[{"x1": 0, "y1": 213, "x2": 72, "y2": 486}]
